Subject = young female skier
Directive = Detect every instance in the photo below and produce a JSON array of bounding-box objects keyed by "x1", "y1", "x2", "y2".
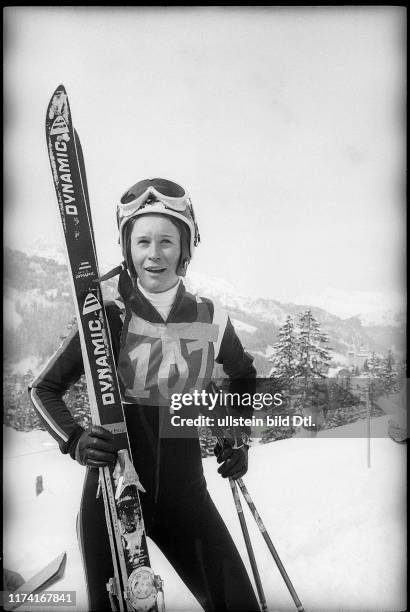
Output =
[{"x1": 30, "y1": 178, "x2": 260, "y2": 611}]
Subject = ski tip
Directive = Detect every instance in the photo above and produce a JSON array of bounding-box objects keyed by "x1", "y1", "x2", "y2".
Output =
[
  {"x1": 47, "y1": 84, "x2": 67, "y2": 109},
  {"x1": 46, "y1": 86, "x2": 70, "y2": 128},
  {"x1": 55, "y1": 551, "x2": 68, "y2": 576},
  {"x1": 53, "y1": 83, "x2": 67, "y2": 95}
]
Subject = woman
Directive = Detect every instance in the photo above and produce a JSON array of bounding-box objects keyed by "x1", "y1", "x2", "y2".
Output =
[{"x1": 30, "y1": 178, "x2": 260, "y2": 611}]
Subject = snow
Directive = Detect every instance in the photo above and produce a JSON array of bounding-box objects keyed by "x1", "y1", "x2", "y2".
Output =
[
  {"x1": 252, "y1": 347, "x2": 274, "y2": 360},
  {"x1": 185, "y1": 276, "x2": 405, "y2": 331},
  {"x1": 19, "y1": 239, "x2": 67, "y2": 266},
  {"x1": 4, "y1": 287, "x2": 54, "y2": 316},
  {"x1": 2, "y1": 420, "x2": 406, "y2": 612},
  {"x1": 265, "y1": 345, "x2": 275, "y2": 359},
  {"x1": 231, "y1": 318, "x2": 258, "y2": 334},
  {"x1": 185, "y1": 272, "x2": 289, "y2": 325},
  {"x1": 9, "y1": 240, "x2": 405, "y2": 329},
  {"x1": 29, "y1": 261, "x2": 47, "y2": 275},
  {"x1": 292, "y1": 288, "x2": 405, "y2": 327},
  {"x1": 330, "y1": 352, "x2": 349, "y2": 366},
  {"x1": 3, "y1": 294, "x2": 23, "y2": 329},
  {"x1": 326, "y1": 367, "x2": 342, "y2": 377},
  {"x1": 185, "y1": 271, "x2": 240, "y2": 299},
  {"x1": 9, "y1": 356, "x2": 42, "y2": 376},
  {"x1": 45, "y1": 289, "x2": 59, "y2": 299}
]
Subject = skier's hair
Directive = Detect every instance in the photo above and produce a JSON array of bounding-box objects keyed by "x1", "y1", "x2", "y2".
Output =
[{"x1": 123, "y1": 213, "x2": 191, "y2": 280}]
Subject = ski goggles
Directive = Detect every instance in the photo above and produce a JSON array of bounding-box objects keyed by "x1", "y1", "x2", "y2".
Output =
[
  {"x1": 117, "y1": 178, "x2": 200, "y2": 251},
  {"x1": 119, "y1": 178, "x2": 192, "y2": 217}
]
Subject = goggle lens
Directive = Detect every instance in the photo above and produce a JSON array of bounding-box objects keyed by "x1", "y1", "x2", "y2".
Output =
[{"x1": 121, "y1": 178, "x2": 186, "y2": 204}]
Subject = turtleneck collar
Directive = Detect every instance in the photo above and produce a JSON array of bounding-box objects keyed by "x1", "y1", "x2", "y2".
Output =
[{"x1": 136, "y1": 279, "x2": 181, "y2": 321}]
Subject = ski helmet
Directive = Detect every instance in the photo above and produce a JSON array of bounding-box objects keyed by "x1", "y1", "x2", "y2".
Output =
[{"x1": 117, "y1": 178, "x2": 200, "y2": 278}]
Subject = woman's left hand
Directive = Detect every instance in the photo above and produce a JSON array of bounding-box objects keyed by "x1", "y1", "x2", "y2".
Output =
[{"x1": 215, "y1": 441, "x2": 249, "y2": 480}]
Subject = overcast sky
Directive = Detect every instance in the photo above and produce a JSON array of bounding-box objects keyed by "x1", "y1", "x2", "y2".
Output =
[{"x1": 4, "y1": 7, "x2": 406, "y2": 311}]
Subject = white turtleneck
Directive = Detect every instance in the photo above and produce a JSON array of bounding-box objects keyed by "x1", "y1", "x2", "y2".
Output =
[{"x1": 137, "y1": 279, "x2": 180, "y2": 321}]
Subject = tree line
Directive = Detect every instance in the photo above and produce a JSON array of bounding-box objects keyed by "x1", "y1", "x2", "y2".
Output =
[
  {"x1": 4, "y1": 308, "x2": 405, "y2": 456},
  {"x1": 260, "y1": 309, "x2": 404, "y2": 443}
]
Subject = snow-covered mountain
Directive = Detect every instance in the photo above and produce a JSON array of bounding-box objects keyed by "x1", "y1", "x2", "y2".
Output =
[
  {"x1": 4, "y1": 246, "x2": 405, "y2": 375},
  {"x1": 184, "y1": 271, "x2": 405, "y2": 370},
  {"x1": 292, "y1": 287, "x2": 405, "y2": 328},
  {"x1": 185, "y1": 271, "x2": 290, "y2": 327},
  {"x1": 16, "y1": 239, "x2": 405, "y2": 326},
  {"x1": 17, "y1": 238, "x2": 67, "y2": 266},
  {"x1": 358, "y1": 309, "x2": 406, "y2": 327}
]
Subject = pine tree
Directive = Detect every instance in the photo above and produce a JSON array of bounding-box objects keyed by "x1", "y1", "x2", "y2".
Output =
[
  {"x1": 379, "y1": 349, "x2": 399, "y2": 394},
  {"x1": 367, "y1": 352, "x2": 382, "y2": 377},
  {"x1": 293, "y1": 309, "x2": 332, "y2": 431},
  {"x1": 295, "y1": 309, "x2": 331, "y2": 380},
  {"x1": 268, "y1": 315, "x2": 298, "y2": 391},
  {"x1": 263, "y1": 316, "x2": 299, "y2": 443},
  {"x1": 343, "y1": 372, "x2": 352, "y2": 395},
  {"x1": 265, "y1": 309, "x2": 333, "y2": 440},
  {"x1": 364, "y1": 351, "x2": 385, "y2": 406}
]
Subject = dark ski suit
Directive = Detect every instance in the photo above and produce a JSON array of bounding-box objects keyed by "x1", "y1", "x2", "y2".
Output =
[{"x1": 29, "y1": 282, "x2": 260, "y2": 611}]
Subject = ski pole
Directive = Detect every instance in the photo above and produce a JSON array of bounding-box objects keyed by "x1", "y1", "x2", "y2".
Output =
[
  {"x1": 214, "y1": 397, "x2": 303, "y2": 611},
  {"x1": 215, "y1": 434, "x2": 267, "y2": 611},
  {"x1": 229, "y1": 478, "x2": 268, "y2": 612},
  {"x1": 235, "y1": 478, "x2": 304, "y2": 612}
]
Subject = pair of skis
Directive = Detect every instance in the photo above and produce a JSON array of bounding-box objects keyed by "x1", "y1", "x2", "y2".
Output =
[{"x1": 45, "y1": 85, "x2": 164, "y2": 612}]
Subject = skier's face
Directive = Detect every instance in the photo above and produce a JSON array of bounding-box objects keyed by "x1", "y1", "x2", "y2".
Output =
[{"x1": 130, "y1": 214, "x2": 181, "y2": 293}]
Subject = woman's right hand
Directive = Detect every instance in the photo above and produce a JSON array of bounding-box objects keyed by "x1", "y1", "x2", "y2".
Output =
[{"x1": 75, "y1": 425, "x2": 118, "y2": 468}]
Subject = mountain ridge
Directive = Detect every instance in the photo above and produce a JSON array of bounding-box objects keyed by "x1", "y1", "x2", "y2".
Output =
[{"x1": 4, "y1": 246, "x2": 405, "y2": 375}]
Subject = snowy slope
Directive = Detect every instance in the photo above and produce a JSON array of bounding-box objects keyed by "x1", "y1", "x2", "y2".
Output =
[
  {"x1": 2, "y1": 420, "x2": 406, "y2": 612},
  {"x1": 231, "y1": 318, "x2": 258, "y2": 334}
]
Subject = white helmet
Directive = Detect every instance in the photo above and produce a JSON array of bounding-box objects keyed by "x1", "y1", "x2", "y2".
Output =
[{"x1": 117, "y1": 178, "x2": 200, "y2": 265}]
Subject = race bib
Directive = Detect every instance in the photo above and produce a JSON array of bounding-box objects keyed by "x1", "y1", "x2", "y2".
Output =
[{"x1": 119, "y1": 314, "x2": 219, "y2": 405}]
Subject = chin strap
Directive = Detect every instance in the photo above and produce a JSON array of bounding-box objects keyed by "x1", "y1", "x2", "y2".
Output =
[
  {"x1": 94, "y1": 261, "x2": 126, "y2": 283},
  {"x1": 95, "y1": 258, "x2": 187, "y2": 300},
  {"x1": 94, "y1": 261, "x2": 134, "y2": 301}
]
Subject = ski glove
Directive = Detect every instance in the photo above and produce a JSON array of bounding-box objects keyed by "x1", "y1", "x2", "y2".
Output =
[
  {"x1": 75, "y1": 425, "x2": 118, "y2": 468},
  {"x1": 214, "y1": 440, "x2": 249, "y2": 480}
]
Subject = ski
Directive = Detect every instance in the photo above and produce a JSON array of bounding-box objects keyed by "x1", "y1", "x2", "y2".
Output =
[
  {"x1": 3, "y1": 552, "x2": 67, "y2": 611},
  {"x1": 45, "y1": 84, "x2": 164, "y2": 612}
]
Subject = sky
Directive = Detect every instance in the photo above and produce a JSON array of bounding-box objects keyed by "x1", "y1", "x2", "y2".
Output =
[{"x1": 4, "y1": 7, "x2": 406, "y2": 310}]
